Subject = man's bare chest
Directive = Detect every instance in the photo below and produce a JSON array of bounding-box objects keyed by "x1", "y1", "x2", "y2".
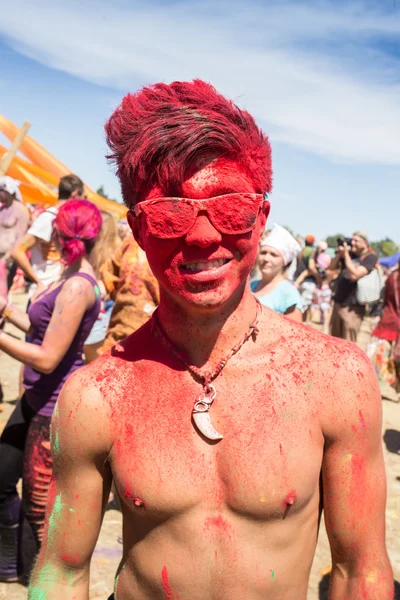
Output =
[{"x1": 108, "y1": 357, "x2": 324, "y2": 522}]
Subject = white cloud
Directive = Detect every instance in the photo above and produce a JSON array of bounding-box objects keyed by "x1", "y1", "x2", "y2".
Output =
[{"x1": 3, "y1": 0, "x2": 400, "y2": 165}]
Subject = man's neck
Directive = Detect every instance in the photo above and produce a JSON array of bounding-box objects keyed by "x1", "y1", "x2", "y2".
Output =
[{"x1": 156, "y1": 283, "x2": 258, "y2": 370}]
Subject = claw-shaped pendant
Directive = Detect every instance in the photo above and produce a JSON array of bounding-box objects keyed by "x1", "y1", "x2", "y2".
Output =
[{"x1": 192, "y1": 384, "x2": 223, "y2": 441}]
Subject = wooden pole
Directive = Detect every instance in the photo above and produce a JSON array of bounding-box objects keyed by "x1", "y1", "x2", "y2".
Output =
[{"x1": 0, "y1": 121, "x2": 31, "y2": 177}]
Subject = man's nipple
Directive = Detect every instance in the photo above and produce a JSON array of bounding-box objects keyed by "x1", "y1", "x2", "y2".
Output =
[{"x1": 282, "y1": 490, "x2": 297, "y2": 519}]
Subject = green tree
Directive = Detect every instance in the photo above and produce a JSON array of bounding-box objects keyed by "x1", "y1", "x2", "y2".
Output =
[
  {"x1": 326, "y1": 234, "x2": 344, "y2": 248},
  {"x1": 96, "y1": 186, "x2": 122, "y2": 204},
  {"x1": 370, "y1": 238, "x2": 399, "y2": 258},
  {"x1": 96, "y1": 185, "x2": 109, "y2": 199}
]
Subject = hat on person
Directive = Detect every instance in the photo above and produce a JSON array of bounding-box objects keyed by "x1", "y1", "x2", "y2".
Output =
[
  {"x1": 353, "y1": 230, "x2": 369, "y2": 243},
  {"x1": 260, "y1": 223, "x2": 302, "y2": 266},
  {"x1": 305, "y1": 234, "x2": 315, "y2": 245},
  {"x1": 0, "y1": 176, "x2": 22, "y2": 202}
]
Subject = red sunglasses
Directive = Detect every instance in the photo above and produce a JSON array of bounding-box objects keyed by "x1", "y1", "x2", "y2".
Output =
[{"x1": 133, "y1": 192, "x2": 268, "y2": 239}]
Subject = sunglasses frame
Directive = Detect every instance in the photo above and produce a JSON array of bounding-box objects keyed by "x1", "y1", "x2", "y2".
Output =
[{"x1": 133, "y1": 192, "x2": 268, "y2": 239}]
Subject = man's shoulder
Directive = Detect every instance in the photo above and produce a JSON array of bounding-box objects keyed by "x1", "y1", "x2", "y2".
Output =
[
  {"x1": 361, "y1": 252, "x2": 378, "y2": 269},
  {"x1": 74, "y1": 321, "x2": 155, "y2": 394},
  {"x1": 28, "y1": 208, "x2": 57, "y2": 240},
  {"x1": 268, "y1": 314, "x2": 370, "y2": 370}
]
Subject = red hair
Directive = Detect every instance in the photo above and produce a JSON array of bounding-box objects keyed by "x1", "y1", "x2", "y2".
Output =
[
  {"x1": 105, "y1": 79, "x2": 272, "y2": 206},
  {"x1": 54, "y1": 199, "x2": 102, "y2": 266}
]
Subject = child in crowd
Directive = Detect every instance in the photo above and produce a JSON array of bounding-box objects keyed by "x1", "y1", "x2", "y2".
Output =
[{"x1": 311, "y1": 272, "x2": 332, "y2": 334}]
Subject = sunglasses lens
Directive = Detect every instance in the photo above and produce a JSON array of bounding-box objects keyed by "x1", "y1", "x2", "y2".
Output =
[
  {"x1": 145, "y1": 200, "x2": 195, "y2": 238},
  {"x1": 209, "y1": 194, "x2": 261, "y2": 234}
]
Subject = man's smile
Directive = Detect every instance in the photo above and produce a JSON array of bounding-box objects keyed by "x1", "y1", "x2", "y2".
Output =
[{"x1": 179, "y1": 258, "x2": 232, "y2": 273}]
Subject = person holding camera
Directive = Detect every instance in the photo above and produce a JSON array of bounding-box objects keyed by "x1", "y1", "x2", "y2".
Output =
[{"x1": 329, "y1": 231, "x2": 378, "y2": 342}]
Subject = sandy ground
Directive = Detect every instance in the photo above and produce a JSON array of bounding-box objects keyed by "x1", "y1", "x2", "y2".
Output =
[{"x1": 0, "y1": 294, "x2": 399, "y2": 600}]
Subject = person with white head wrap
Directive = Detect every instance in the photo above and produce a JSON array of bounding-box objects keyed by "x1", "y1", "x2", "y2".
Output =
[
  {"x1": 0, "y1": 176, "x2": 23, "y2": 203},
  {"x1": 261, "y1": 224, "x2": 302, "y2": 266},
  {"x1": 0, "y1": 176, "x2": 30, "y2": 290},
  {"x1": 251, "y1": 224, "x2": 302, "y2": 322}
]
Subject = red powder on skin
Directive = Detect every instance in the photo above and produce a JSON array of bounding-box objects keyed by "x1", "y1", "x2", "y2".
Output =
[
  {"x1": 114, "y1": 342, "x2": 125, "y2": 353},
  {"x1": 161, "y1": 566, "x2": 174, "y2": 600},
  {"x1": 204, "y1": 514, "x2": 231, "y2": 534},
  {"x1": 61, "y1": 552, "x2": 81, "y2": 565},
  {"x1": 279, "y1": 443, "x2": 283, "y2": 455},
  {"x1": 137, "y1": 159, "x2": 268, "y2": 309},
  {"x1": 358, "y1": 410, "x2": 367, "y2": 429}
]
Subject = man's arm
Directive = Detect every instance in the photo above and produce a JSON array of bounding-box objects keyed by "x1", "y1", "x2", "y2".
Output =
[
  {"x1": 29, "y1": 370, "x2": 113, "y2": 599},
  {"x1": 342, "y1": 245, "x2": 377, "y2": 281},
  {"x1": 11, "y1": 233, "x2": 40, "y2": 284},
  {"x1": 321, "y1": 345, "x2": 393, "y2": 599}
]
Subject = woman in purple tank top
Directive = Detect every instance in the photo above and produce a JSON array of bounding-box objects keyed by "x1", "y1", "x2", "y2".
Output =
[{"x1": 0, "y1": 199, "x2": 102, "y2": 583}]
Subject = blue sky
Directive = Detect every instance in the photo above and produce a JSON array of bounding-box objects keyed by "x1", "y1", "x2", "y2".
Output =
[{"x1": 1, "y1": 0, "x2": 399, "y2": 242}]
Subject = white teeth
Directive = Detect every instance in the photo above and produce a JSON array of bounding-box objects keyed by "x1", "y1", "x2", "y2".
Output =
[{"x1": 184, "y1": 259, "x2": 228, "y2": 271}]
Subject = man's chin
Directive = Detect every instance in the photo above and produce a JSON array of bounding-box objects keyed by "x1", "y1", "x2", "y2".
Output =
[{"x1": 166, "y1": 280, "x2": 247, "y2": 310}]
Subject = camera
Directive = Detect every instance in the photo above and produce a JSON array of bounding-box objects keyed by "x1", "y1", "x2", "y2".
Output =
[{"x1": 337, "y1": 236, "x2": 352, "y2": 247}]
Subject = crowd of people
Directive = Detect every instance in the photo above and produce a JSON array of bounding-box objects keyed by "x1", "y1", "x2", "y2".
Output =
[{"x1": 0, "y1": 78, "x2": 397, "y2": 599}]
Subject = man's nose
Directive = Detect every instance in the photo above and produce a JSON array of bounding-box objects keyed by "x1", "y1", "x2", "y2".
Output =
[{"x1": 185, "y1": 212, "x2": 222, "y2": 247}]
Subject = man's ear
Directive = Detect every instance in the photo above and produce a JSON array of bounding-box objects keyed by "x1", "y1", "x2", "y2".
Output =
[
  {"x1": 259, "y1": 199, "x2": 271, "y2": 230},
  {"x1": 127, "y1": 209, "x2": 145, "y2": 250}
]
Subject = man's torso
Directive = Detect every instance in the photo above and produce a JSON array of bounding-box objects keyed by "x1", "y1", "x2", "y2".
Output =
[{"x1": 86, "y1": 311, "x2": 341, "y2": 599}]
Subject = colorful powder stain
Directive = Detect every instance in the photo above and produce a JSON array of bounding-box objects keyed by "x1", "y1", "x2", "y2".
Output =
[
  {"x1": 29, "y1": 564, "x2": 58, "y2": 599},
  {"x1": 162, "y1": 566, "x2": 173, "y2": 600},
  {"x1": 358, "y1": 410, "x2": 367, "y2": 429},
  {"x1": 28, "y1": 587, "x2": 47, "y2": 600},
  {"x1": 53, "y1": 432, "x2": 60, "y2": 455},
  {"x1": 271, "y1": 570, "x2": 275, "y2": 579},
  {"x1": 204, "y1": 514, "x2": 231, "y2": 535},
  {"x1": 48, "y1": 493, "x2": 64, "y2": 540}
]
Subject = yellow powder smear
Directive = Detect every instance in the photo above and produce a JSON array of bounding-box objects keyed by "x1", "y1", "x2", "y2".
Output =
[{"x1": 367, "y1": 571, "x2": 377, "y2": 583}]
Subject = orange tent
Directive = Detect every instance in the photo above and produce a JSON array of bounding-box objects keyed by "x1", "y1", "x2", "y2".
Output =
[{"x1": 0, "y1": 115, "x2": 126, "y2": 218}]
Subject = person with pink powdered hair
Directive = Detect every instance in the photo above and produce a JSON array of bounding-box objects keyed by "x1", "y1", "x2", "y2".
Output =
[{"x1": 0, "y1": 199, "x2": 102, "y2": 584}]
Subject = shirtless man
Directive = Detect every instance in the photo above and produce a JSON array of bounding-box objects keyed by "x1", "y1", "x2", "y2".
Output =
[{"x1": 29, "y1": 80, "x2": 393, "y2": 600}]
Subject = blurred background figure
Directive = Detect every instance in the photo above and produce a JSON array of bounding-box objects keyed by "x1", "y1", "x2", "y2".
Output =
[
  {"x1": 311, "y1": 272, "x2": 333, "y2": 334},
  {"x1": 117, "y1": 219, "x2": 130, "y2": 242},
  {"x1": 367, "y1": 259, "x2": 400, "y2": 402},
  {"x1": 315, "y1": 240, "x2": 331, "y2": 272},
  {"x1": 0, "y1": 199, "x2": 101, "y2": 584},
  {"x1": 98, "y1": 236, "x2": 159, "y2": 354},
  {"x1": 12, "y1": 174, "x2": 84, "y2": 296},
  {"x1": 251, "y1": 224, "x2": 302, "y2": 322},
  {"x1": 329, "y1": 231, "x2": 378, "y2": 342},
  {"x1": 0, "y1": 177, "x2": 30, "y2": 293},
  {"x1": 0, "y1": 177, "x2": 30, "y2": 409},
  {"x1": 83, "y1": 211, "x2": 121, "y2": 362},
  {"x1": 295, "y1": 233, "x2": 322, "y2": 322}
]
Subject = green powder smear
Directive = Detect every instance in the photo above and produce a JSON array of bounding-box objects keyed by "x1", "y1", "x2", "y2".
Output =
[
  {"x1": 48, "y1": 493, "x2": 64, "y2": 541},
  {"x1": 271, "y1": 571, "x2": 275, "y2": 579},
  {"x1": 28, "y1": 587, "x2": 48, "y2": 600},
  {"x1": 28, "y1": 564, "x2": 58, "y2": 599},
  {"x1": 53, "y1": 432, "x2": 60, "y2": 455}
]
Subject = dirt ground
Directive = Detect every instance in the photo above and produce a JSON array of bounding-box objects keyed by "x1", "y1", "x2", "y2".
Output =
[{"x1": 0, "y1": 294, "x2": 399, "y2": 600}]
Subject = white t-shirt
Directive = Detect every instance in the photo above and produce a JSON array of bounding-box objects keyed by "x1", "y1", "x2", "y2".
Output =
[{"x1": 28, "y1": 207, "x2": 62, "y2": 288}]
